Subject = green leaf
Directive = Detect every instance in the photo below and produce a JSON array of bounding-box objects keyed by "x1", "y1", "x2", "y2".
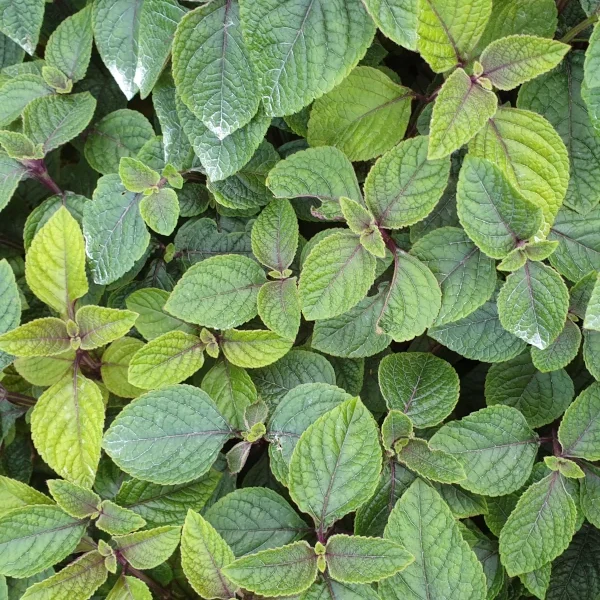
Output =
[
  {"x1": 106, "y1": 576, "x2": 152, "y2": 600},
  {"x1": 377, "y1": 250, "x2": 441, "y2": 341},
  {"x1": 581, "y1": 463, "x2": 600, "y2": 528},
  {"x1": 25, "y1": 206, "x2": 88, "y2": 315},
  {"x1": 585, "y1": 273, "x2": 600, "y2": 331},
  {"x1": 47, "y1": 479, "x2": 100, "y2": 519},
  {"x1": 429, "y1": 69, "x2": 497, "y2": 160},
  {"x1": 45, "y1": 6, "x2": 93, "y2": 83},
  {"x1": 411, "y1": 226, "x2": 496, "y2": 325},
  {"x1": 485, "y1": 353, "x2": 574, "y2": 428},
  {"x1": 380, "y1": 478, "x2": 487, "y2": 600},
  {"x1": 288, "y1": 397, "x2": 381, "y2": 529},
  {"x1": 116, "y1": 470, "x2": 221, "y2": 528},
  {"x1": 103, "y1": 384, "x2": 232, "y2": 484},
  {"x1": 172, "y1": 0, "x2": 259, "y2": 139},
  {"x1": 223, "y1": 541, "x2": 318, "y2": 597},
  {"x1": 307, "y1": 66, "x2": 412, "y2": 162},
  {"x1": 558, "y1": 382, "x2": 600, "y2": 461},
  {"x1": 239, "y1": 0, "x2": 375, "y2": 117},
  {"x1": 181, "y1": 509, "x2": 237, "y2": 599},
  {"x1": 381, "y1": 411, "x2": 413, "y2": 453},
  {"x1": 251, "y1": 199, "x2": 298, "y2": 273},
  {"x1": 0, "y1": 476, "x2": 53, "y2": 518},
  {"x1": 362, "y1": 0, "x2": 418, "y2": 50},
  {"x1": 544, "y1": 456, "x2": 585, "y2": 479},
  {"x1": 481, "y1": 35, "x2": 569, "y2": 90},
  {"x1": 267, "y1": 383, "x2": 352, "y2": 485},
  {"x1": 379, "y1": 352, "x2": 459, "y2": 428},
  {"x1": 325, "y1": 534, "x2": 413, "y2": 584},
  {"x1": 113, "y1": 526, "x2": 181, "y2": 570},
  {"x1": 299, "y1": 231, "x2": 376, "y2": 321},
  {"x1": 531, "y1": 319, "x2": 581, "y2": 372},
  {"x1": 417, "y1": 0, "x2": 492, "y2": 73},
  {"x1": 429, "y1": 405, "x2": 538, "y2": 496},
  {"x1": 20, "y1": 551, "x2": 107, "y2": 600},
  {"x1": 83, "y1": 174, "x2": 150, "y2": 285},
  {"x1": 128, "y1": 331, "x2": 205, "y2": 389},
  {"x1": 364, "y1": 136, "x2": 451, "y2": 229},
  {"x1": 118, "y1": 157, "x2": 159, "y2": 193},
  {"x1": 311, "y1": 290, "x2": 392, "y2": 359},
  {"x1": 0, "y1": 505, "x2": 86, "y2": 578},
  {"x1": 101, "y1": 337, "x2": 146, "y2": 399},
  {"x1": 258, "y1": 278, "x2": 301, "y2": 341},
  {"x1": 84, "y1": 109, "x2": 154, "y2": 175},
  {"x1": 456, "y1": 155, "x2": 543, "y2": 258},
  {"x1": 499, "y1": 472, "x2": 577, "y2": 576},
  {"x1": 469, "y1": 107, "x2": 569, "y2": 232},
  {"x1": 221, "y1": 329, "x2": 293, "y2": 368},
  {"x1": 92, "y1": 0, "x2": 185, "y2": 100},
  {"x1": 519, "y1": 564, "x2": 551, "y2": 600},
  {"x1": 75, "y1": 305, "x2": 137, "y2": 350},
  {"x1": 0, "y1": 130, "x2": 42, "y2": 160},
  {"x1": 519, "y1": 52, "x2": 600, "y2": 216},
  {"x1": 165, "y1": 254, "x2": 265, "y2": 329},
  {"x1": 497, "y1": 261, "x2": 569, "y2": 350},
  {"x1": 41, "y1": 65, "x2": 72, "y2": 94},
  {"x1": 126, "y1": 287, "x2": 195, "y2": 340},
  {"x1": 396, "y1": 438, "x2": 467, "y2": 484},
  {"x1": 138, "y1": 187, "x2": 179, "y2": 236},
  {"x1": 0, "y1": 74, "x2": 52, "y2": 128},
  {"x1": 96, "y1": 500, "x2": 146, "y2": 535},
  {"x1": 0, "y1": 318, "x2": 70, "y2": 358},
  {"x1": 0, "y1": 0, "x2": 45, "y2": 55},
  {"x1": 14, "y1": 351, "x2": 74, "y2": 386},
  {"x1": 31, "y1": 373, "x2": 104, "y2": 488},
  {"x1": 0, "y1": 150, "x2": 27, "y2": 212},
  {"x1": 23, "y1": 92, "x2": 95, "y2": 154},
  {"x1": 205, "y1": 487, "x2": 308, "y2": 556}
]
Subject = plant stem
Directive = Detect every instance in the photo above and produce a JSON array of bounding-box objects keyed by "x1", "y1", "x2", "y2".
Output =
[
  {"x1": 0, "y1": 385, "x2": 36, "y2": 407},
  {"x1": 22, "y1": 159, "x2": 64, "y2": 197},
  {"x1": 561, "y1": 13, "x2": 598, "y2": 43}
]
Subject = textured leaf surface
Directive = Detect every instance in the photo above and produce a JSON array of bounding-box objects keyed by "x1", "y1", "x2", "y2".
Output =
[
  {"x1": 103, "y1": 384, "x2": 232, "y2": 484},
  {"x1": 0, "y1": 505, "x2": 86, "y2": 578},
  {"x1": 239, "y1": 0, "x2": 375, "y2": 116},
  {"x1": 0, "y1": 477, "x2": 52, "y2": 517},
  {"x1": 380, "y1": 479, "x2": 487, "y2": 600},
  {"x1": 223, "y1": 541, "x2": 317, "y2": 597},
  {"x1": 396, "y1": 438, "x2": 466, "y2": 484},
  {"x1": 0, "y1": 318, "x2": 70, "y2": 358},
  {"x1": 101, "y1": 337, "x2": 145, "y2": 399},
  {"x1": 76, "y1": 306, "x2": 137, "y2": 350},
  {"x1": 288, "y1": 397, "x2": 381, "y2": 529},
  {"x1": 106, "y1": 576, "x2": 152, "y2": 600},
  {"x1": 364, "y1": 136, "x2": 450, "y2": 229},
  {"x1": 257, "y1": 278, "x2": 301, "y2": 341},
  {"x1": 0, "y1": 150, "x2": 27, "y2": 212},
  {"x1": 499, "y1": 472, "x2": 576, "y2": 576},
  {"x1": 429, "y1": 405, "x2": 538, "y2": 496},
  {"x1": 114, "y1": 526, "x2": 181, "y2": 570},
  {"x1": 0, "y1": 74, "x2": 52, "y2": 128},
  {"x1": 47, "y1": 480, "x2": 100, "y2": 519},
  {"x1": 531, "y1": 319, "x2": 581, "y2": 372},
  {"x1": 221, "y1": 329, "x2": 293, "y2": 368},
  {"x1": 96, "y1": 500, "x2": 146, "y2": 535},
  {"x1": 362, "y1": 0, "x2": 418, "y2": 49},
  {"x1": 0, "y1": 0, "x2": 45, "y2": 54},
  {"x1": 307, "y1": 66, "x2": 412, "y2": 162}
]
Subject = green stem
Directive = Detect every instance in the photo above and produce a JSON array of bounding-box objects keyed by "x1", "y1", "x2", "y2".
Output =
[{"x1": 560, "y1": 13, "x2": 598, "y2": 43}]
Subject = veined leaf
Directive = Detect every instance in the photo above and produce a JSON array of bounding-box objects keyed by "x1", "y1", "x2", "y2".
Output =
[
  {"x1": 76, "y1": 305, "x2": 138, "y2": 350},
  {"x1": 0, "y1": 150, "x2": 27, "y2": 212},
  {"x1": 101, "y1": 337, "x2": 146, "y2": 399},
  {"x1": 0, "y1": 476, "x2": 53, "y2": 518},
  {"x1": 106, "y1": 576, "x2": 152, "y2": 600},
  {"x1": 221, "y1": 329, "x2": 293, "y2": 368},
  {"x1": 396, "y1": 438, "x2": 467, "y2": 484},
  {"x1": 0, "y1": 74, "x2": 52, "y2": 128},
  {"x1": 531, "y1": 319, "x2": 581, "y2": 373},
  {"x1": 0, "y1": 0, "x2": 45, "y2": 55},
  {"x1": 0, "y1": 318, "x2": 70, "y2": 358},
  {"x1": 47, "y1": 480, "x2": 101, "y2": 519},
  {"x1": 362, "y1": 0, "x2": 418, "y2": 50},
  {"x1": 258, "y1": 278, "x2": 301, "y2": 341},
  {"x1": 113, "y1": 526, "x2": 181, "y2": 570}
]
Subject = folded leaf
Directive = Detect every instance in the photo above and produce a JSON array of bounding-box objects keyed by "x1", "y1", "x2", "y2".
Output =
[{"x1": 396, "y1": 438, "x2": 466, "y2": 484}]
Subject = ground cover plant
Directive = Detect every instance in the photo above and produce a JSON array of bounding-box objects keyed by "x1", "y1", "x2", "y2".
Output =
[{"x1": 0, "y1": 0, "x2": 600, "y2": 598}]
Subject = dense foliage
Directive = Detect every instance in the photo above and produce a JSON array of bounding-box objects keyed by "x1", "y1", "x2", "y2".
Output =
[{"x1": 0, "y1": 0, "x2": 599, "y2": 598}]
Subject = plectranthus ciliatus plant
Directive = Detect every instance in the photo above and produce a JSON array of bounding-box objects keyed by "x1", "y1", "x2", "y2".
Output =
[{"x1": 0, "y1": 0, "x2": 599, "y2": 598}]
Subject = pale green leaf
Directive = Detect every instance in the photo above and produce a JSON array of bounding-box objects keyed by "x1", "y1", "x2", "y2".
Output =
[
  {"x1": 181, "y1": 509, "x2": 237, "y2": 599},
  {"x1": 165, "y1": 254, "x2": 266, "y2": 329},
  {"x1": 139, "y1": 187, "x2": 179, "y2": 236},
  {"x1": 485, "y1": 352, "x2": 574, "y2": 428},
  {"x1": 456, "y1": 155, "x2": 543, "y2": 258},
  {"x1": 25, "y1": 206, "x2": 88, "y2": 315},
  {"x1": 396, "y1": 438, "x2": 466, "y2": 484},
  {"x1": 221, "y1": 329, "x2": 293, "y2": 368},
  {"x1": 481, "y1": 35, "x2": 569, "y2": 90},
  {"x1": 364, "y1": 136, "x2": 451, "y2": 229},
  {"x1": 288, "y1": 397, "x2": 381, "y2": 529},
  {"x1": 113, "y1": 526, "x2": 181, "y2": 570},
  {"x1": 429, "y1": 405, "x2": 538, "y2": 496},
  {"x1": 499, "y1": 472, "x2": 577, "y2": 576},
  {"x1": 0, "y1": 150, "x2": 27, "y2": 212},
  {"x1": 172, "y1": 0, "x2": 259, "y2": 138},
  {"x1": 0, "y1": 0, "x2": 45, "y2": 55},
  {"x1": 258, "y1": 278, "x2": 301, "y2": 341},
  {"x1": 299, "y1": 231, "x2": 376, "y2": 321},
  {"x1": 581, "y1": 463, "x2": 600, "y2": 528},
  {"x1": 47, "y1": 480, "x2": 100, "y2": 519},
  {"x1": 584, "y1": 272, "x2": 600, "y2": 330},
  {"x1": 0, "y1": 476, "x2": 53, "y2": 518},
  {"x1": 417, "y1": 0, "x2": 492, "y2": 73},
  {"x1": 520, "y1": 564, "x2": 551, "y2": 600},
  {"x1": 103, "y1": 384, "x2": 232, "y2": 484},
  {"x1": 223, "y1": 541, "x2": 318, "y2": 597},
  {"x1": 106, "y1": 576, "x2": 152, "y2": 600},
  {"x1": 75, "y1": 305, "x2": 137, "y2": 350},
  {"x1": 301, "y1": 579, "x2": 380, "y2": 600},
  {"x1": 429, "y1": 69, "x2": 497, "y2": 160},
  {"x1": 31, "y1": 373, "x2": 104, "y2": 488},
  {"x1": 96, "y1": 500, "x2": 146, "y2": 535},
  {"x1": 0, "y1": 505, "x2": 86, "y2": 578},
  {"x1": 380, "y1": 478, "x2": 487, "y2": 600},
  {"x1": 307, "y1": 66, "x2": 412, "y2": 162},
  {"x1": 531, "y1": 319, "x2": 581, "y2": 372},
  {"x1": 558, "y1": 382, "x2": 600, "y2": 461},
  {"x1": 362, "y1": 0, "x2": 418, "y2": 50},
  {"x1": 118, "y1": 157, "x2": 159, "y2": 193},
  {"x1": 0, "y1": 318, "x2": 70, "y2": 358},
  {"x1": 101, "y1": 337, "x2": 145, "y2": 399},
  {"x1": 411, "y1": 226, "x2": 496, "y2": 325},
  {"x1": 239, "y1": 0, "x2": 375, "y2": 116},
  {"x1": 128, "y1": 331, "x2": 205, "y2": 389},
  {"x1": 13, "y1": 352, "x2": 73, "y2": 387},
  {"x1": 379, "y1": 352, "x2": 459, "y2": 428}
]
